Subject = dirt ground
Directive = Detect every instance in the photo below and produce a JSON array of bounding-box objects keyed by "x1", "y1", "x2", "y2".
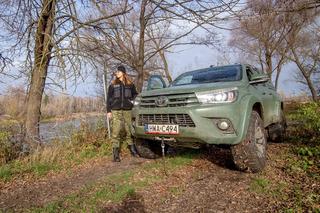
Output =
[{"x1": 0, "y1": 143, "x2": 315, "y2": 212}]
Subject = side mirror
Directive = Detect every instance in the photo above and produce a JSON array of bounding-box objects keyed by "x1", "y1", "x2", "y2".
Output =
[
  {"x1": 249, "y1": 73, "x2": 270, "y2": 84},
  {"x1": 147, "y1": 75, "x2": 167, "y2": 90}
]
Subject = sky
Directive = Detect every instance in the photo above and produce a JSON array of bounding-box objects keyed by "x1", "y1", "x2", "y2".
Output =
[
  {"x1": 166, "y1": 44, "x2": 303, "y2": 97},
  {"x1": 0, "y1": 44, "x2": 304, "y2": 98}
]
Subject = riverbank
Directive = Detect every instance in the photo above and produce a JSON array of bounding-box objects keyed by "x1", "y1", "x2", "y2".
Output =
[{"x1": 0, "y1": 112, "x2": 105, "y2": 125}]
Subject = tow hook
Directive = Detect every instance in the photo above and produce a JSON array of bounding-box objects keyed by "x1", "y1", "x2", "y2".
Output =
[
  {"x1": 161, "y1": 137, "x2": 165, "y2": 158},
  {"x1": 160, "y1": 137, "x2": 168, "y2": 176}
]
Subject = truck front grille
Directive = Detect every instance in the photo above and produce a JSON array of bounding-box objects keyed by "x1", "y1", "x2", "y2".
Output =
[
  {"x1": 140, "y1": 93, "x2": 199, "y2": 108},
  {"x1": 138, "y1": 114, "x2": 196, "y2": 127}
]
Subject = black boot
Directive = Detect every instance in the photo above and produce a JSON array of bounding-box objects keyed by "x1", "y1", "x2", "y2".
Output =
[
  {"x1": 113, "y1": 148, "x2": 120, "y2": 162},
  {"x1": 128, "y1": 144, "x2": 139, "y2": 157}
]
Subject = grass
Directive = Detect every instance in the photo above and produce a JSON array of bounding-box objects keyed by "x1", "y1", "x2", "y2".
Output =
[
  {"x1": 0, "y1": 164, "x2": 12, "y2": 181},
  {"x1": 169, "y1": 186, "x2": 184, "y2": 196},
  {"x1": 250, "y1": 177, "x2": 270, "y2": 194},
  {"x1": 247, "y1": 102, "x2": 320, "y2": 212},
  {"x1": 0, "y1": 119, "x2": 20, "y2": 127},
  {"x1": 0, "y1": 127, "x2": 111, "y2": 182},
  {"x1": 30, "y1": 150, "x2": 198, "y2": 212}
]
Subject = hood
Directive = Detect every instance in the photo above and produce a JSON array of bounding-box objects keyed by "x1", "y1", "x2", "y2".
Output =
[{"x1": 140, "y1": 81, "x2": 245, "y2": 97}]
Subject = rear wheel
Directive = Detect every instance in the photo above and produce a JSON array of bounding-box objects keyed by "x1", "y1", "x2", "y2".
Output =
[
  {"x1": 231, "y1": 111, "x2": 267, "y2": 173},
  {"x1": 134, "y1": 138, "x2": 166, "y2": 159}
]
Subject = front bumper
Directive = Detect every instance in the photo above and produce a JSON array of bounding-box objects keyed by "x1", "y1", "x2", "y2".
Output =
[{"x1": 132, "y1": 102, "x2": 249, "y2": 146}]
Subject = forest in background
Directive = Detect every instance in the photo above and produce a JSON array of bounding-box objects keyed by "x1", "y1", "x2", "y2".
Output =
[{"x1": 0, "y1": 86, "x2": 104, "y2": 121}]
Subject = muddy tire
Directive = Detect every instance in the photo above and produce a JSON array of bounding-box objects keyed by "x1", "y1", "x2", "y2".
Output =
[
  {"x1": 268, "y1": 110, "x2": 286, "y2": 143},
  {"x1": 231, "y1": 111, "x2": 267, "y2": 173},
  {"x1": 134, "y1": 138, "x2": 164, "y2": 159}
]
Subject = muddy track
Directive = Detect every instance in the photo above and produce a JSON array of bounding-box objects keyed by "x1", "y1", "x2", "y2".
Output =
[
  {"x1": 0, "y1": 143, "x2": 294, "y2": 212},
  {"x1": 0, "y1": 157, "x2": 149, "y2": 211},
  {"x1": 104, "y1": 147, "x2": 269, "y2": 213}
]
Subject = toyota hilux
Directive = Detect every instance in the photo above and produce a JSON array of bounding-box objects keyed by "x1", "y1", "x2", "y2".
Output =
[{"x1": 132, "y1": 64, "x2": 286, "y2": 172}]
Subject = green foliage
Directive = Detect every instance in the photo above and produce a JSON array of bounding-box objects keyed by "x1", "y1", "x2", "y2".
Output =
[
  {"x1": 297, "y1": 146, "x2": 320, "y2": 157},
  {"x1": 289, "y1": 102, "x2": 320, "y2": 140},
  {"x1": 0, "y1": 164, "x2": 13, "y2": 181},
  {"x1": 0, "y1": 129, "x2": 22, "y2": 166},
  {"x1": 288, "y1": 146, "x2": 320, "y2": 176},
  {"x1": 285, "y1": 102, "x2": 320, "y2": 180},
  {"x1": 0, "y1": 131, "x2": 12, "y2": 164},
  {"x1": 0, "y1": 119, "x2": 24, "y2": 166}
]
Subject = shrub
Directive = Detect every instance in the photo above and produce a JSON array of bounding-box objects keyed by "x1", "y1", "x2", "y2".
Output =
[
  {"x1": 289, "y1": 102, "x2": 320, "y2": 141},
  {"x1": 0, "y1": 131, "x2": 22, "y2": 165}
]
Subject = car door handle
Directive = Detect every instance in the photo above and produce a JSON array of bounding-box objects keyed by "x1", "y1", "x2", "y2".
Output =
[{"x1": 262, "y1": 92, "x2": 266, "y2": 95}]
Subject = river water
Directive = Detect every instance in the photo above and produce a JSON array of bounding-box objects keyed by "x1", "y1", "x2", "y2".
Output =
[{"x1": 39, "y1": 115, "x2": 106, "y2": 142}]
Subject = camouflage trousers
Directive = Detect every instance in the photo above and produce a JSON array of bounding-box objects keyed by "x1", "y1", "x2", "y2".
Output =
[{"x1": 110, "y1": 110, "x2": 133, "y2": 148}]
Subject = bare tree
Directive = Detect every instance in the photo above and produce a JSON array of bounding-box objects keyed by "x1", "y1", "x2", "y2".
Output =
[
  {"x1": 147, "y1": 23, "x2": 173, "y2": 82},
  {"x1": 286, "y1": 22, "x2": 320, "y2": 101},
  {"x1": 80, "y1": 0, "x2": 240, "y2": 92},
  {"x1": 229, "y1": 0, "x2": 320, "y2": 90},
  {"x1": 0, "y1": 0, "x2": 129, "y2": 148},
  {"x1": 229, "y1": 0, "x2": 295, "y2": 89}
]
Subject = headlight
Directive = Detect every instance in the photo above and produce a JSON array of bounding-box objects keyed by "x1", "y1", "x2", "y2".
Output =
[
  {"x1": 195, "y1": 87, "x2": 238, "y2": 104},
  {"x1": 133, "y1": 96, "x2": 141, "y2": 106}
]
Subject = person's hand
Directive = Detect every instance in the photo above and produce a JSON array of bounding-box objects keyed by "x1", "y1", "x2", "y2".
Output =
[{"x1": 107, "y1": 112, "x2": 112, "y2": 119}]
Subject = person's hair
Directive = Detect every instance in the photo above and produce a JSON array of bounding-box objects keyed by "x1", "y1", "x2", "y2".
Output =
[{"x1": 112, "y1": 72, "x2": 133, "y2": 85}]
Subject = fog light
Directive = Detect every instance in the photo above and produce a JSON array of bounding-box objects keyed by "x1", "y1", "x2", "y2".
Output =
[{"x1": 217, "y1": 121, "x2": 229, "y2": 130}]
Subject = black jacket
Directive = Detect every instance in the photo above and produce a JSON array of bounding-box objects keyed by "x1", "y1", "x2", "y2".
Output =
[{"x1": 107, "y1": 82, "x2": 138, "y2": 113}]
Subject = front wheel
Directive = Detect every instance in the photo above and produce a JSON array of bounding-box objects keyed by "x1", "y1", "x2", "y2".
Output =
[{"x1": 231, "y1": 111, "x2": 267, "y2": 173}]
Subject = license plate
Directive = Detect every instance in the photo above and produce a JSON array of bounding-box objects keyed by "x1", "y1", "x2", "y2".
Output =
[{"x1": 144, "y1": 124, "x2": 179, "y2": 135}]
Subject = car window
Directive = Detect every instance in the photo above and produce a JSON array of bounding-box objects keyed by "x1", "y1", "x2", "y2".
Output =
[
  {"x1": 171, "y1": 65, "x2": 242, "y2": 86},
  {"x1": 173, "y1": 75, "x2": 193, "y2": 85},
  {"x1": 150, "y1": 77, "x2": 164, "y2": 88}
]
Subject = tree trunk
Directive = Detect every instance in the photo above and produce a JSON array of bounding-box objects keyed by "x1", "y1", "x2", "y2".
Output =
[
  {"x1": 25, "y1": 0, "x2": 56, "y2": 149},
  {"x1": 291, "y1": 48, "x2": 318, "y2": 101},
  {"x1": 274, "y1": 55, "x2": 286, "y2": 91},
  {"x1": 136, "y1": 0, "x2": 148, "y2": 92},
  {"x1": 305, "y1": 76, "x2": 318, "y2": 101},
  {"x1": 265, "y1": 48, "x2": 272, "y2": 78},
  {"x1": 159, "y1": 50, "x2": 172, "y2": 83},
  {"x1": 274, "y1": 66, "x2": 281, "y2": 90}
]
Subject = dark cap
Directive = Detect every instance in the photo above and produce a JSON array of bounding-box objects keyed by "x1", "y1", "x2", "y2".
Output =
[{"x1": 117, "y1": 65, "x2": 126, "y2": 73}]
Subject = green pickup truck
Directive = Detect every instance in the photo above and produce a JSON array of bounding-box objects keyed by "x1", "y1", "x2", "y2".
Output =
[{"x1": 132, "y1": 64, "x2": 286, "y2": 172}]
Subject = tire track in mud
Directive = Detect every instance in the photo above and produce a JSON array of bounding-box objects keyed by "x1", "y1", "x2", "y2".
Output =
[
  {"x1": 1, "y1": 144, "x2": 288, "y2": 212},
  {"x1": 0, "y1": 157, "x2": 149, "y2": 211}
]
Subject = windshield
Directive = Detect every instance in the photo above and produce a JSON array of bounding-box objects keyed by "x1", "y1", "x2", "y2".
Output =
[{"x1": 171, "y1": 65, "x2": 242, "y2": 86}]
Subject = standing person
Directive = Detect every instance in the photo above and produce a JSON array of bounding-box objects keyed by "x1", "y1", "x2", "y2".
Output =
[{"x1": 107, "y1": 65, "x2": 139, "y2": 162}]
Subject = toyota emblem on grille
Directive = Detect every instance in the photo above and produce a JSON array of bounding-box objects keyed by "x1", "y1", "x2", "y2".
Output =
[{"x1": 155, "y1": 96, "x2": 168, "y2": 107}]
